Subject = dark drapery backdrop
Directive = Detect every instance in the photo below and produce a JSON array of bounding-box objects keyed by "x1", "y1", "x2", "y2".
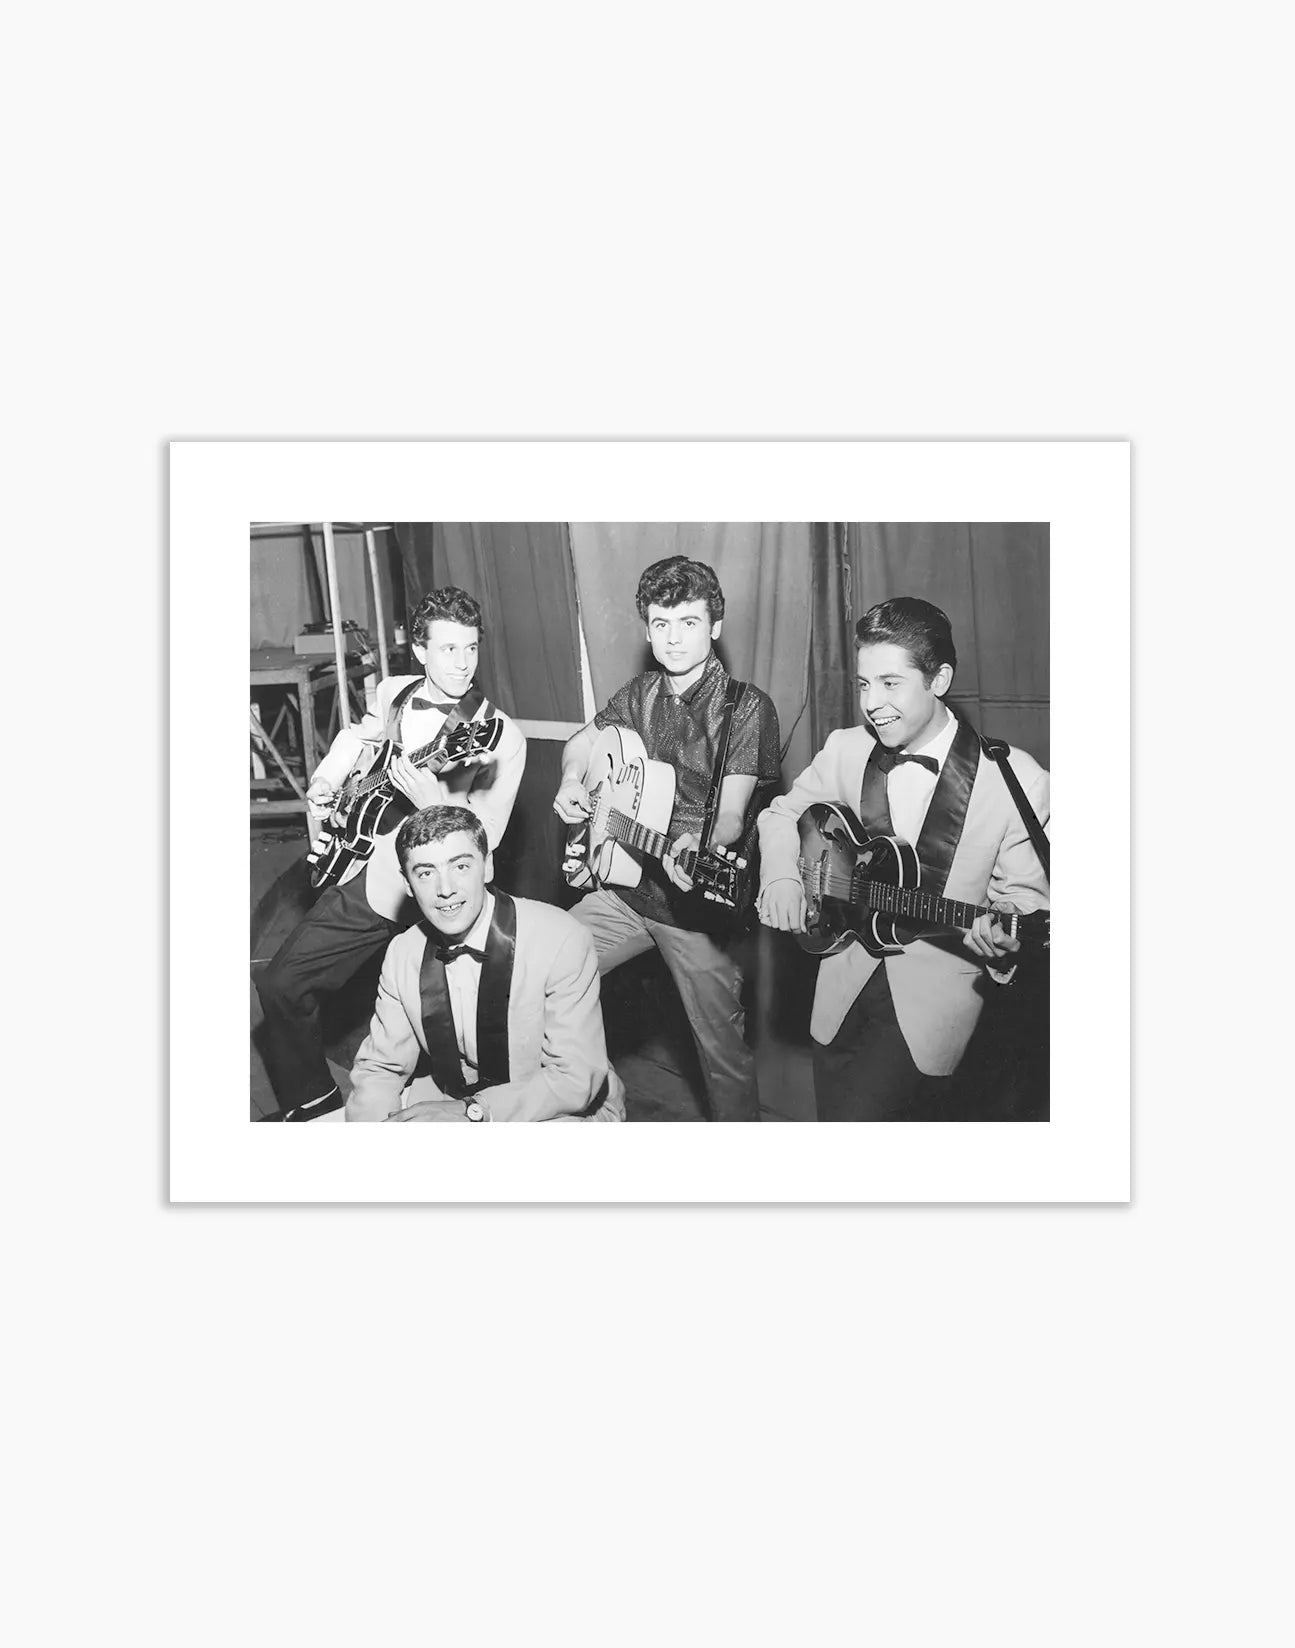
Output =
[
  {"x1": 393, "y1": 522, "x2": 585, "y2": 722},
  {"x1": 567, "y1": 522, "x2": 818, "y2": 780},
  {"x1": 393, "y1": 522, "x2": 587, "y2": 903},
  {"x1": 847, "y1": 523, "x2": 1050, "y2": 766}
]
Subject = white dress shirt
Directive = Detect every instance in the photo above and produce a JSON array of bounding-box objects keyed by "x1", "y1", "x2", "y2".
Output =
[
  {"x1": 440, "y1": 892, "x2": 494, "y2": 1084},
  {"x1": 882, "y1": 706, "x2": 959, "y2": 844}
]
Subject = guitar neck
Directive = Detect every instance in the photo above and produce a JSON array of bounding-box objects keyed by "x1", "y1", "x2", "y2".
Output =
[
  {"x1": 854, "y1": 873, "x2": 995, "y2": 935},
  {"x1": 607, "y1": 809, "x2": 700, "y2": 873},
  {"x1": 350, "y1": 734, "x2": 457, "y2": 803}
]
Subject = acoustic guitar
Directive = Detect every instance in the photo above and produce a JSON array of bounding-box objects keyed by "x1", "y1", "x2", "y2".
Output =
[
  {"x1": 795, "y1": 801, "x2": 1050, "y2": 958},
  {"x1": 562, "y1": 724, "x2": 748, "y2": 910},
  {"x1": 307, "y1": 716, "x2": 503, "y2": 890}
]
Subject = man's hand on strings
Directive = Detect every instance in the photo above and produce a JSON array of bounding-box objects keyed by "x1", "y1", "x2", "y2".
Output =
[
  {"x1": 963, "y1": 901, "x2": 1021, "y2": 963},
  {"x1": 662, "y1": 832, "x2": 699, "y2": 892},
  {"x1": 553, "y1": 779, "x2": 592, "y2": 825},
  {"x1": 758, "y1": 879, "x2": 807, "y2": 933},
  {"x1": 305, "y1": 778, "x2": 336, "y2": 821},
  {"x1": 388, "y1": 754, "x2": 445, "y2": 810}
]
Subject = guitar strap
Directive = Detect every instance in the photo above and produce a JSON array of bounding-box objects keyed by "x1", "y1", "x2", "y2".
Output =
[
  {"x1": 973, "y1": 736, "x2": 1049, "y2": 881},
  {"x1": 417, "y1": 890, "x2": 517, "y2": 1099},
  {"x1": 698, "y1": 678, "x2": 746, "y2": 852},
  {"x1": 385, "y1": 677, "x2": 491, "y2": 746}
]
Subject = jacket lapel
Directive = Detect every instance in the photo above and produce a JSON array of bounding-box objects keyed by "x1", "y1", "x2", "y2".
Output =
[
  {"x1": 912, "y1": 713, "x2": 981, "y2": 897},
  {"x1": 474, "y1": 890, "x2": 516, "y2": 1089}
]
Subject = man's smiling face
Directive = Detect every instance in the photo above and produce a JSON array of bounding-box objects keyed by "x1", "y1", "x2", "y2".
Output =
[
  {"x1": 856, "y1": 641, "x2": 952, "y2": 751},
  {"x1": 401, "y1": 830, "x2": 492, "y2": 937}
]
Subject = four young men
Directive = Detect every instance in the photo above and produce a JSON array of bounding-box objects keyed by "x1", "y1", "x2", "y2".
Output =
[{"x1": 256, "y1": 563, "x2": 1049, "y2": 1123}]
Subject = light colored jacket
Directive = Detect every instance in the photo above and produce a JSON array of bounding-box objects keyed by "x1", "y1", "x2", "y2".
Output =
[
  {"x1": 347, "y1": 897, "x2": 626, "y2": 1122},
  {"x1": 758, "y1": 725, "x2": 1049, "y2": 1074}
]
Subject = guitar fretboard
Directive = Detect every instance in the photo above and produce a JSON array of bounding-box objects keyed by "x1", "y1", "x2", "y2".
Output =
[
  {"x1": 851, "y1": 871, "x2": 995, "y2": 933},
  {"x1": 606, "y1": 808, "x2": 702, "y2": 873},
  {"x1": 350, "y1": 733, "x2": 463, "y2": 801}
]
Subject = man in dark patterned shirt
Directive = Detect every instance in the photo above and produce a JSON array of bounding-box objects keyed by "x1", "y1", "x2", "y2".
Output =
[{"x1": 553, "y1": 557, "x2": 782, "y2": 1121}]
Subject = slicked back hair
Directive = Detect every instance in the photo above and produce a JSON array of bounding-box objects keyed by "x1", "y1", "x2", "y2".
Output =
[
  {"x1": 395, "y1": 804, "x2": 488, "y2": 872},
  {"x1": 410, "y1": 586, "x2": 484, "y2": 645},
  {"x1": 635, "y1": 556, "x2": 726, "y2": 625},
  {"x1": 855, "y1": 597, "x2": 957, "y2": 684}
]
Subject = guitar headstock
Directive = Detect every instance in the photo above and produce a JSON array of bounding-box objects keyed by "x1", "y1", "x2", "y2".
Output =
[
  {"x1": 1018, "y1": 909, "x2": 1050, "y2": 950},
  {"x1": 694, "y1": 844, "x2": 748, "y2": 909},
  {"x1": 435, "y1": 717, "x2": 505, "y2": 770}
]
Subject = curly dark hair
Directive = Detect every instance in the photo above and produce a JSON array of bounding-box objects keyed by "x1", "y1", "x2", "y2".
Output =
[
  {"x1": 410, "y1": 586, "x2": 484, "y2": 645},
  {"x1": 395, "y1": 804, "x2": 488, "y2": 871},
  {"x1": 634, "y1": 556, "x2": 725, "y2": 625},
  {"x1": 854, "y1": 597, "x2": 957, "y2": 684}
]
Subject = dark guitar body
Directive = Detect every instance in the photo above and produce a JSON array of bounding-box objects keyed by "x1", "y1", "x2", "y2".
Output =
[
  {"x1": 797, "y1": 802, "x2": 923, "y2": 958},
  {"x1": 307, "y1": 744, "x2": 413, "y2": 889},
  {"x1": 307, "y1": 717, "x2": 503, "y2": 892}
]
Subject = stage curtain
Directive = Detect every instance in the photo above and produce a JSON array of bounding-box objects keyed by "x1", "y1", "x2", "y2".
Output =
[
  {"x1": 848, "y1": 523, "x2": 1050, "y2": 767},
  {"x1": 809, "y1": 522, "x2": 855, "y2": 751},
  {"x1": 393, "y1": 522, "x2": 584, "y2": 722},
  {"x1": 567, "y1": 522, "x2": 816, "y2": 780}
]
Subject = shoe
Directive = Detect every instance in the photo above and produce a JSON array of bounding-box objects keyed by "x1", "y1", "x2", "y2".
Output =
[{"x1": 279, "y1": 1086, "x2": 345, "y2": 1123}]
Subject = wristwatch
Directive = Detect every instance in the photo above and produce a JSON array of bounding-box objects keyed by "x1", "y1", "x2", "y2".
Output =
[{"x1": 465, "y1": 1100, "x2": 487, "y2": 1122}]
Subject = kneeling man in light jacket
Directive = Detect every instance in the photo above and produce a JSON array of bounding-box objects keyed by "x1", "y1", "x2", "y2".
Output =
[{"x1": 347, "y1": 804, "x2": 625, "y2": 1123}]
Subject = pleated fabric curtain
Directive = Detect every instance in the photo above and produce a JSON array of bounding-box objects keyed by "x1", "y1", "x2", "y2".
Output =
[
  {"x1": 392, "y1": 522, "x2": 585, "y2": 722},
  {"x1": 566, "y1": 522, "x2": 820, "y2": 782},
  {"x1": 847, "y1": 523, "x2": 1050, "y2": 767}
]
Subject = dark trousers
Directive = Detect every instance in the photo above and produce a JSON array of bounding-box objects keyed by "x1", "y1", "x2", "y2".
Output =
[
  {"x1": 255, "y1": 870, "x2": 402, "y2": 1110},
  {"x1": 812, "y1": 964, "x2": 958, "y2": 1122}
]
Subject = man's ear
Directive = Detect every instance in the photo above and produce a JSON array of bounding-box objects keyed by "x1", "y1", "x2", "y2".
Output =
[
  {"x1": 711, "y1": 619, "x2": 723, "y2": 641},
  {"x1": 483, "y1": 849, "x2": 495, "y2": 885},
  {"x1": 412, "y1": 640, "x2": 427, "y2": 668},
  {"x1": 932, "y1": 662, "x2": 954, "y2": 699}
]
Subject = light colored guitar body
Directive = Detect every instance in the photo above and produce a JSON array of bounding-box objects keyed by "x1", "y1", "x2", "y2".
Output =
[{"x1": 564, "y1": 725, "x2": 676, "y2": 890}]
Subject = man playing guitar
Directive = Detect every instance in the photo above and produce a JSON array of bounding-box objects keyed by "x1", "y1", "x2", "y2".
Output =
[
  {"x1": 256, "y1": 586, "x2": 526, "y2": 1121},
  {"x1": 756, "y1": 597, "x2": 1049, "y2": 1122},
  {"x1": 553, "y1": 557, "x2": 781, "y2": 1122}
]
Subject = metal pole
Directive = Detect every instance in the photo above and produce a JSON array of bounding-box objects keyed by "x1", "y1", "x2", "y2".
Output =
[
  {"x1": 321, "y1": 520, "x2": 351, "y2": 728},
  {"x1": 364, "y1": 528, "x2": 390, "y2": 680}
]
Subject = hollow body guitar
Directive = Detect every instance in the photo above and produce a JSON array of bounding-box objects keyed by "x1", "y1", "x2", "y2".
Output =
[
  {"x1": 563, "y1": 725, "x2": 748, "y2": 910},
  {"x1": 307, "y1": 716, "x2": 504, "y2": 891},
  {"x1": 796, "y1": 801, "x2": 1050, "y2": 958}
]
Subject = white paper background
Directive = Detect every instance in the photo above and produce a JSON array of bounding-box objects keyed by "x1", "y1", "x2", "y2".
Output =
[
  {"x1": 7, "y1": 4, "x2": 1288, "y2": 1645},
  {"x1": 173, "y1": 439, "x2": 1127, "y2": 1202}
]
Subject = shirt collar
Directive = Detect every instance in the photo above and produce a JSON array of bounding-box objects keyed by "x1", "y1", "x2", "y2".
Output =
[
  {"x1": 907, "y1": 706, "x2": 959, "y2": 770},
  {"x1": 461, "y1": 892, "x2": 495, "y2": 951},
  {"x1": 665, "y1": 649, "x2": 725, "y2": 706}
]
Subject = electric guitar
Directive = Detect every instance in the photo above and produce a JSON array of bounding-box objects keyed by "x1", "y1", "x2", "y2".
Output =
[
  {"x1": 307, "y1": 716, "x2": 504, "y2": 890},
  {"x1": 562, "y1": 725, "x2": 749, "y2": 910},
  {"x1": 794, "y1": 801, "x2": 1050, "y2": 958}
]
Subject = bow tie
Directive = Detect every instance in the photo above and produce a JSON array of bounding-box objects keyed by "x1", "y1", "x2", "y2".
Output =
[
  {"x1": 411, "y1": 696, "x2": 457, "y2": 712},
  {"x1": 874, "y1": 748, "x2": 940, "y2": 776},
  {"x1": 434, "y1": 942, "x2": 487, "y2": 966}
]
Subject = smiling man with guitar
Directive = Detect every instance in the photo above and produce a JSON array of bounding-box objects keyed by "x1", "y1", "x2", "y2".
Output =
[
  {"x1": 757, "y1": 597, "x2": 1049, "y2": 1122},
  {"x1": 256, "y1": 586, "x2": 526, "y2": 1121},
  {"x1": 553, "y1": 557, "x2": 781, "y2": 1122}
]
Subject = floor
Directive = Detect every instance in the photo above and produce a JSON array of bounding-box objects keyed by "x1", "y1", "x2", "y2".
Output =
[{"x1": 250, "y1": 823, "x2": 1047, "y2": 1124}]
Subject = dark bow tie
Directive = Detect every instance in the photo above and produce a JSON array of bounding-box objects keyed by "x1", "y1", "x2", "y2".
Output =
[
  {"x1": 411, "y1": 696, "x2": 457, "y2": 712},
  {"x1": 874, "y1": 748, "x2": 940, "y2": 776},
  {"x1": 434, "y1": 942, "x2": 487, "y2": 966}
]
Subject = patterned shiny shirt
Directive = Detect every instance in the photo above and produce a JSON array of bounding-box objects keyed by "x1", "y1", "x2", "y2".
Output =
[{"x1": 594, "y1": 651, "x2": 782, "y2": 928}]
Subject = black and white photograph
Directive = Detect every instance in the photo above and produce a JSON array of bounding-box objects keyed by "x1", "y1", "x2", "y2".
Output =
[
  {"x1": 171, "y1": 438, "x2": 1127, "y2": 1202},
  {"x1": 248, "y1": 522, "x2": 1051, "y2": 1129}
]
